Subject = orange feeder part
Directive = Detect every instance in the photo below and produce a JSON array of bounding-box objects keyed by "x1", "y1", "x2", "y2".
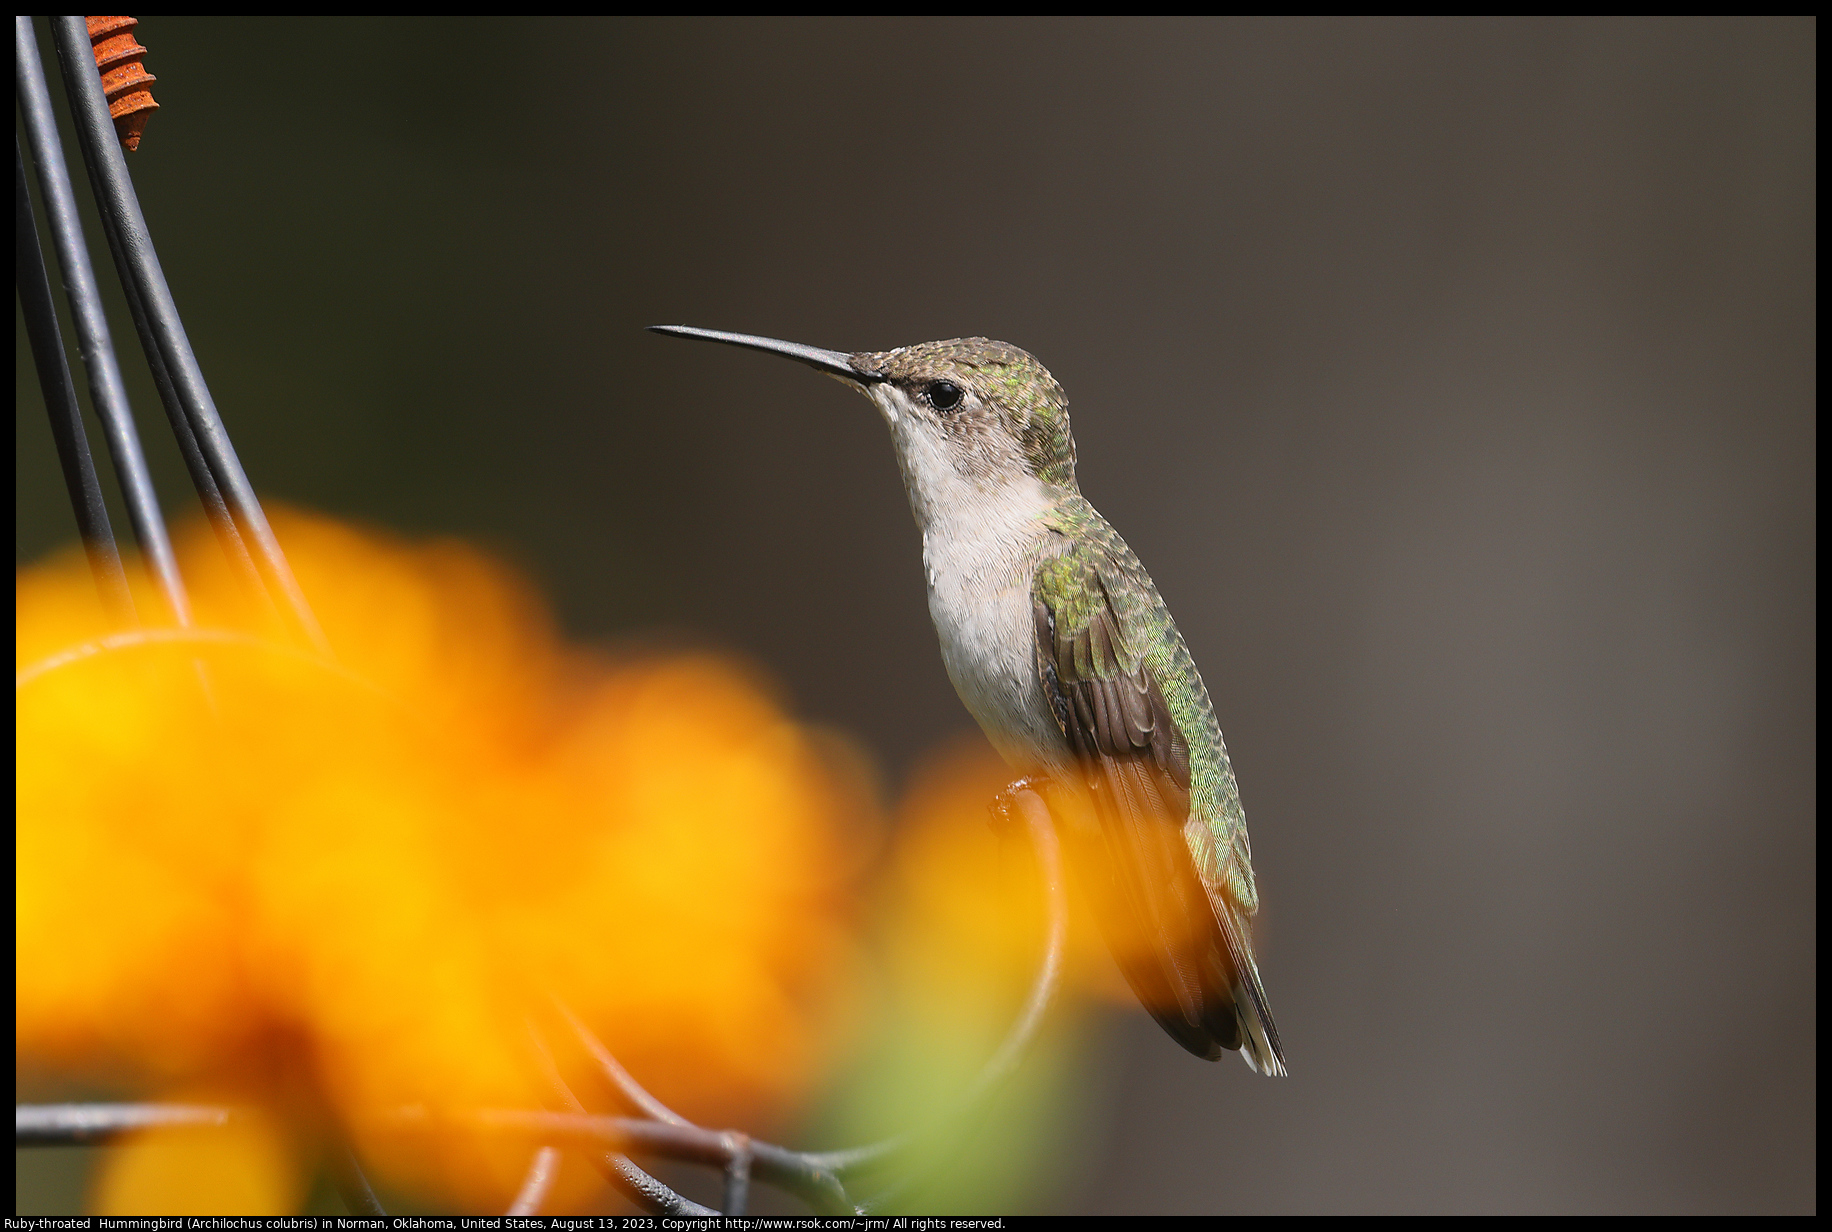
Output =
[{"x1": 86, "y1": 16, "x2": 158, "y2": 151}]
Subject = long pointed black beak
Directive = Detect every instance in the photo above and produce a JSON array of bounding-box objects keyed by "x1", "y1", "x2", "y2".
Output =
[{"x1": 647, "y1": 324, "x2": 880, "y2": 383}]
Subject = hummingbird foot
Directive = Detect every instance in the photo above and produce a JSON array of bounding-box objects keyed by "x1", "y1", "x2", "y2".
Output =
[{"x1": 988, "y1": 774, "x2": 1053, "y2": 837}]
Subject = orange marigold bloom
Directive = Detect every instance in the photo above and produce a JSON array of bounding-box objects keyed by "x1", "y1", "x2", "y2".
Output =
[{"x1": 16, "y1": 511, "x2": 872, "y2": 1206}]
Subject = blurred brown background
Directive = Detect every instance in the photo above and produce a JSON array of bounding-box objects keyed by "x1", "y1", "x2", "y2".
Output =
[{"x1": 16, "y1": 16, "x2": 1814, "y2": 1214}]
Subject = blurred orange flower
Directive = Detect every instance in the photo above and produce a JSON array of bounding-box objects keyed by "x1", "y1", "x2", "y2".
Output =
[{"x1": 16, "y1": 510, "x2": 875, "y2": 1206}]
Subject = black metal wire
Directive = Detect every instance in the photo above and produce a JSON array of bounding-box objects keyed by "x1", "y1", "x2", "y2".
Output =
[
  {"x1": 15, "y1": 1103, "x2": 230, "y2": 1145},
  {"x1": 505, "y1": 1146, "x2": 561, "y2": 1216},
  {"x1": 598, "y1": 1150, "x2": 721, "y2": 1217},
  {"x1": 524, "y1": 1012, "x2": 719, "y2": 1216},
  {"x1": 722, "y1": 1132, "x2": 753, "y2": 1216},
  {"x1": 16, "y1": 135, "x2": 135, "y2": 624},
  {"x1": 328, "y1": 1142, "x2": 387, "y2": 1217},
  {"x1": 15, "y1": 15, "x2": 187, "y2": 627},
  {"x1": 35, "y1": 19, "x2": 268, "y2": 612},
  {"x1": 47, "y1": 14, "x2": 328, "y2": 655},
  {"x1": 111, "y1": 179, "x2": 276, "y2": 613}
]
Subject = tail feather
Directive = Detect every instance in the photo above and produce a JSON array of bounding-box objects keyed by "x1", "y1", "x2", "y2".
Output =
[
  {"x1": 1216, "y1": 912, "x2": 1285, "y2": 1076},
  {"x1": 1116, "y1": 890, "x2": 1284, "y2": 1075},
  {"x1": 1199, "y1": 824, "x2": 1286, "y2": 1076},
  {"x1": 1071, "y1": 775, "x2": 1286, "y2": 1074}
]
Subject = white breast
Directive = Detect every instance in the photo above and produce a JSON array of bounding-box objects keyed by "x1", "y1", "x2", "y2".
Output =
[
  {"x1": 865, "y1": 380, "x2": 1073, "y2": 772},
  {"x1": 917, "y1": 476, "x2": 1070, "y2": 772}
]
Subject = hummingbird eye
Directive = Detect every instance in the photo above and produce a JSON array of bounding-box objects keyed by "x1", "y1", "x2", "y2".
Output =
[{"x1": 926, "y1": 380, "x2": 964, "y2": 413}]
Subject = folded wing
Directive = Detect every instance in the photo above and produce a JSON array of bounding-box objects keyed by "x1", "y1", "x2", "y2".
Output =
[{"x1": 1032, "y1": 548, "x2": 1285, "y2": 1074}]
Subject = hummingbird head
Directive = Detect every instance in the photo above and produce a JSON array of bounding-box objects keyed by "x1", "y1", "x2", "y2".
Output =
[
  {"x1": 648, "y1": 326, "x2": 1079, "y2": 503},
  {"x1": 848, "y1": 337, "x2": 1077, "y2": 494}
]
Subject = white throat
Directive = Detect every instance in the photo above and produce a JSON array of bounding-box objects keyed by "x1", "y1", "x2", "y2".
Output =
[
  {"x1": 862, "y1": 382, "x2": 1066, "y2": 769},
  {"x1": 864, "y1": 383, "x2": 1055, "y2": 543}
]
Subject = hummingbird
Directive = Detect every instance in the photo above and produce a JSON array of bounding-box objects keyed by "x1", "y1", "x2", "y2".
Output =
[{"x1": 650, "y1": 325, "x2": 1286, "y2": 1075}]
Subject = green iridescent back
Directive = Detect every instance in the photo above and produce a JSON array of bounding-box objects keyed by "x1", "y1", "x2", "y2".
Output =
[{"x1": 1038, "y1": 495, "x2": 1259, "y2": 916}]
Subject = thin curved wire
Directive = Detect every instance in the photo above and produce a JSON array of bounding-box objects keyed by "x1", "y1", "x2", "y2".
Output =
[
  {"x1": 328, "y1": 1141, "x2": 386, "y2": 1216},
  {"x1": 47, "y1": 15, "x2": 327, "y2": 656},
  {"x1": 15, "y1": 16, "x2": 187, "y2": 627},
  {"x1": 15, "y1": 1103, "x2": 230, "y2": 1144},
  {"x1": 16, "y1": 134, "x2": 132, "y2": 624},
  {"x1": 14, "y1": 627, "x2": 378, "y2": 697},
  {"x1": 523, "y1": 1014, "x2": 718, "y2": 1216},
  {"x1": 505, "y1": 1147, "x2": 561, "y2": 1216},
  {"x1": 16, "y1": 15, "x2": 264, "y2": 625},
  {"x1": 550, "y1": 998, "x2": 693, "y2": 1128}
]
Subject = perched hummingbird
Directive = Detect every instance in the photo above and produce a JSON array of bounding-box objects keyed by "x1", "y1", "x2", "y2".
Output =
[{"x1": 650, "y1": 325, "x2": 1286, "y2": 1075}]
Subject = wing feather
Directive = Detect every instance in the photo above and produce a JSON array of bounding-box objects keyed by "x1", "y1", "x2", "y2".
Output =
[{"x1": 1033, "y1": 543, "x2": 1285, "y2": 1073}]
